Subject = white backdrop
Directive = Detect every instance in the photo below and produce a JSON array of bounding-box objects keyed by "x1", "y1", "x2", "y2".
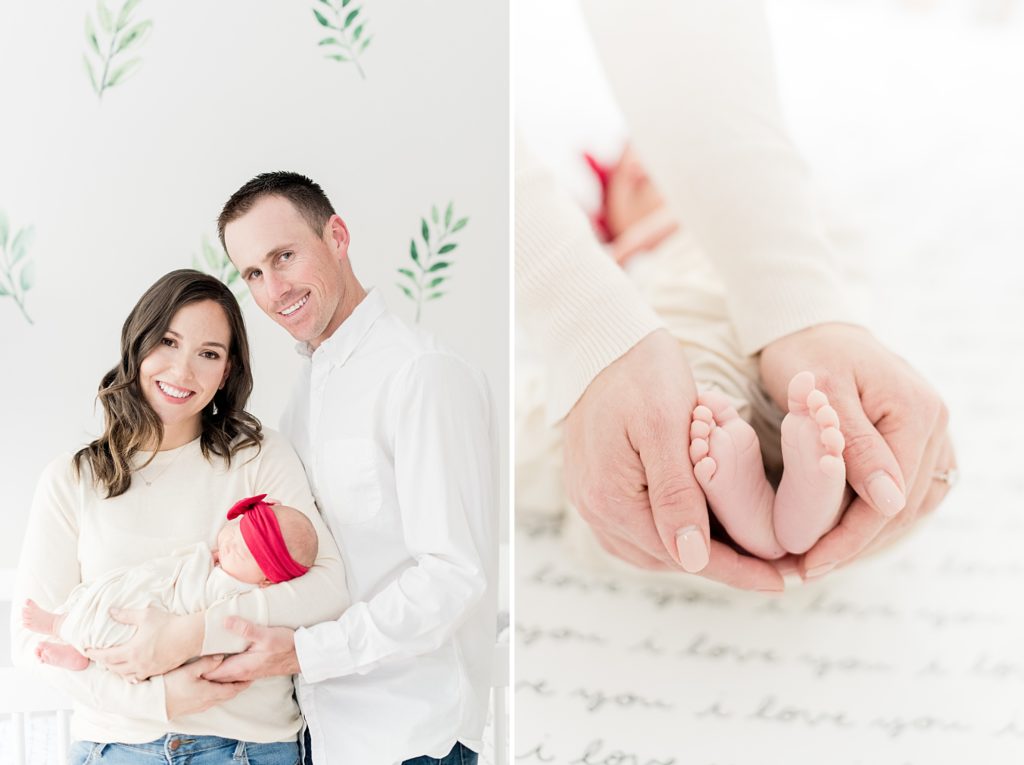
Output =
[{"x1": 0, "y1": 0, "x2": 509, "y2": 569}]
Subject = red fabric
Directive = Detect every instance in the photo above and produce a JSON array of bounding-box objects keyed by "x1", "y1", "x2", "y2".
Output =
[
  {"x1": 584, "y1": 152, "x2": 615, "y2": 242},
  {"x1": 226, "y1": 494, "x2": 310, "y2": 583}
]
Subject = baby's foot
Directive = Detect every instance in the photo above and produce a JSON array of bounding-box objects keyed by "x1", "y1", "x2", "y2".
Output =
[
  {"x1": 773, "y1": 371, "x2": 847, "y2": 554},
  {"x1": 689, "y1": 391, "x2": 785, "y2": 560},
  {"x1": 22, "y1": 599, "x2": 60, "y2": 636},
  {"x1": 35, "y1": 641, "x2": 89, "y2": 671}
]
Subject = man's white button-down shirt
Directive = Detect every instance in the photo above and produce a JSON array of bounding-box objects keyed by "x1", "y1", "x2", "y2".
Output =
[{"x1": 283, "y1": 289, "x2": 497, "y2": 765}]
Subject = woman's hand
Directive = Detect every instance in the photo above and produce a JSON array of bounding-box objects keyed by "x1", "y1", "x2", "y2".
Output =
[
  {"x1": 563, "y1": 329, "x2": 785, "y2": 590},
  {"x1": 85, "y1": 609, "x2": 204, "y2": 680},
  {"x1": 759, "y1": 323, "x2": 955, "y2": 577},
  {"x1": 164, "y1": 655, "x2": 252, "y2": 719}
]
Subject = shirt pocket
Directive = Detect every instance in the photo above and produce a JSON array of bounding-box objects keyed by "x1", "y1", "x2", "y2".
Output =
[{"x1": 319, "y1": 438, "x2": 383, "y2": 524}]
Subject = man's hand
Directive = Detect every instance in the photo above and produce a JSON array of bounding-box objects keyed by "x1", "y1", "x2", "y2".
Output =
[
  {"x1": 84, "y1": 609, "x2": 203, "y2": 681},
  {"x1": 564, "y1": 329, "x2": 785, "y2": 591},
  {"x1": 164, "y1": 655, "x2": 251, "y2": 719},
  {"x1": 199, "y1": 617, "x2": 299, "y2": 683},
  {"x1": 759, "y1": 323, "x2": 955, "y2": 577}
]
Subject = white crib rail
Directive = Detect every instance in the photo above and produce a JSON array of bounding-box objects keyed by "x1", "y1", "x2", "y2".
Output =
[{"x1": 0, "y1": 667, "x2": 73, "y2": 765}]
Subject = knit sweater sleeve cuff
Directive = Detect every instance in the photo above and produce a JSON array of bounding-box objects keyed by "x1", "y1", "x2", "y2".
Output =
[
  {"x1": 516, "y1": 136, "x2": 663, "y2": 422},
  {"x1": 145, "y1": 673, "x2": 169, "y2": 722},
  {"x1": 201, "y1": 590, "x2": 269, "y2": 655},
  {"x1": 728, "y1": 274, "x2": 860, "y2": 355}
]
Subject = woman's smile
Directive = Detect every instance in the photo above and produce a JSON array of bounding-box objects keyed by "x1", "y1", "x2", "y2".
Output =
[{"x1": 155, "y1": 380, "x2": 196, "y2": 402}]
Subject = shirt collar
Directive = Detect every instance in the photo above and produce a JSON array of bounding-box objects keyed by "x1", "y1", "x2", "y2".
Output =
[{"x1": 295, "y1": 287, "x2": 387, "y2": 366}]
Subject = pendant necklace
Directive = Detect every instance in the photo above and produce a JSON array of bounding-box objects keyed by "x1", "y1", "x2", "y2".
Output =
[{"x1": 137, "y1": 443, "x2": 188, "y2": 487}]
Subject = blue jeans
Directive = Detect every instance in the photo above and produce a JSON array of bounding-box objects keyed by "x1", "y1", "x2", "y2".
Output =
[
  {"x1": 68, "y1": 735, "x2": 300, "y2": 765},
  {"x1": 401, "y1": 742, "x2": 478, "y2": 765},
  {"x1": 300, "y1": 728, "x2": 477, "y2": 765}
]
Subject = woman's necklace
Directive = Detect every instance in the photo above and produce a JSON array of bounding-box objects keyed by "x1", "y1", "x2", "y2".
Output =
[{"x1": 137, "y1": 443, "x2": 188, "y2": 487}]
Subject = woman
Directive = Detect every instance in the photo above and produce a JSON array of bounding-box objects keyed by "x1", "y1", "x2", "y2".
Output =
[{"x1": 12, "y1": 269, "x2": 348, "y2": 764}]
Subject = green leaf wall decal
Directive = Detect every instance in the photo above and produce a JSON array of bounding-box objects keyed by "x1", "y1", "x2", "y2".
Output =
[
  {"x1": 192, "y1": 235, "x2": 249, "y2": 305},
  {"x1": 115, "y1": 20, "x2": 152, "y2": 55},
  {"x1": 0, "y1": 211, "x2": 37, "y2": 325},
  {"x1": 10, "y1": 228, "x2": 34, "y2": 265},
  {"x1": 396, "y1": 201, "x2": 470, "y2": 323},
  {"x1": 97, "y1": 1, "x2": 114, "y2": 34},
  {"x1": 83, "y1": 0, "x2": 152, "y2": 100},
  {"x1": 116, "y1": 0, "x2": 143, "y2": 28},
  {"x1": 312, "y1": 2, "x2": 371, "y2": 79}
]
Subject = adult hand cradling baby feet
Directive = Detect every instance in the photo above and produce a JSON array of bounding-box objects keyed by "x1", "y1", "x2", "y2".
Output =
[
  {"x1": 563, "y1": 322, "x2": 955, "y2": 591},
  {"x1": 759, "y1": 322, "x2": 955, "y2": 580},
  {"x1": 564, "y1": 330, "x2": 788, "y2": 593}
]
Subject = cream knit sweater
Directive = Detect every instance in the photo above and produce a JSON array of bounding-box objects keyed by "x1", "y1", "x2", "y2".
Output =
[
  {"x1": 11, "y1": 429, "x2": 349, "y2": 744},
  {"x1": 516, "y1": 0, "x2": 856, "y2": 422}
]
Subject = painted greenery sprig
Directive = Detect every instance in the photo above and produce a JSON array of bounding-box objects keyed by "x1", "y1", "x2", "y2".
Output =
[
  {"x1": 396, "y1": 202, "x2": 468, "y2": 323},
  {"x1": 83, "y1": 0, "x2": 152, "y2": 100},
  {"x1": 193, "y1": 235, "x2": 248, "y2": 304},
  {"x1": 0, "y1": 211, "x2": 37, "y2": 325},
  {"x1": 313, "y1": 0, "x2": 372, "y2": 79}
]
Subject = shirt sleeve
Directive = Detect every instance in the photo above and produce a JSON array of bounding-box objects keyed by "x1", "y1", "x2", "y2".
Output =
[
  {"x1": 201, "y1": 431, "x2": 351, "y2": 654},
  {"x1": 292, "y1": 353, "x2": 495, "y2": 682},
  {"x1": 10, "y1": 456, "x2": 168, "y2": 721},
  {"x1": 581, "y1": 0, "x2": 858, "y2": 354},
  {"x1": 516, "y1": 132, "x2": 664, "y2": 422}
]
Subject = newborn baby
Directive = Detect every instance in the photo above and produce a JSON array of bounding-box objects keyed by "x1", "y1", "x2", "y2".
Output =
[
  {"x1": 588, "y1": 145, "x2": 849, "y2": 560},
  {"x1": 22, "y1": 494, "x2": 317, "y2": 670}
]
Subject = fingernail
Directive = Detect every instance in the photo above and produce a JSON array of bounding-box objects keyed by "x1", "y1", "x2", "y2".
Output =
[
  {"x1": 675, "y1": 526, "x2": 709, "y2": 572},
  {"x1": 867, "y1": 472, "x2": 906, "y2": 517},
  {"x1": 805, "y1": 561, "x2": 837, "y2": 579}
]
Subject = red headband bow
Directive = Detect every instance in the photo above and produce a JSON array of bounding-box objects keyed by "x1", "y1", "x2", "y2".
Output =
[
  {"x1": 226, "y1": 494, "x2": 310, "y2": 583},
  {"x1": 583, "y1": 152, "x2": 615, "y2": 242}
]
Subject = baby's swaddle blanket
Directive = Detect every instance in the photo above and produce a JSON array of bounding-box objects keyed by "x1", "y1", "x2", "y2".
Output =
[{"x1": 57, "y1": 542, "x2": 252, "y2": 651}]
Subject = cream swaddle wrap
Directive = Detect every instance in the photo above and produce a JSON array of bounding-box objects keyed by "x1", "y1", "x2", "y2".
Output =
[{"x1": 56, "y1": 542, "x2": 256, "y2": 652}]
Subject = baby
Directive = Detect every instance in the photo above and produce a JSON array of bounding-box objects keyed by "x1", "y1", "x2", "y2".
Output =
[
  {"x1": 21, "y1": 494, "x2": 317, "y2": 670},
  {"x1": 587, "y1": 146, "x2": 849, "y2": 560}
]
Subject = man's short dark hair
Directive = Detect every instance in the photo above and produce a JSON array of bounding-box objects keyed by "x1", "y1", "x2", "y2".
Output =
[{"x1": 217, "y1": 171, "x2": 336, "y2": 250}]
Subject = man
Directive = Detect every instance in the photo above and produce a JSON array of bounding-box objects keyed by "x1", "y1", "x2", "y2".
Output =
[{"x1": 209, "y1": 171, "x2": 498, "y2": 764}]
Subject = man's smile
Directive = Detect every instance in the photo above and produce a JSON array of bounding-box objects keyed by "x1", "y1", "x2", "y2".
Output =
[{"x1": 279, "y1": 292, "x2": 310, "y2": 318}]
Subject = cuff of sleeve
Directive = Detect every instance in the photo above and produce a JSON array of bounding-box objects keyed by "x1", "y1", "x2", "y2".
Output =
[
  {"x1": 201, "y1": 592, "x2": 269, "y2": 655},
  {"x1": 516, "y1": 148, "x2": 664, "y2": 423},
  {"x1": 294, "y1": 620, "x2": 354, "y2": 684},
  {"x1": 146, "y1": 673, "x2": 169, "y2": 723},
  {"x1": 729, "y1": 278, "x2": 861, "y2": 355}
]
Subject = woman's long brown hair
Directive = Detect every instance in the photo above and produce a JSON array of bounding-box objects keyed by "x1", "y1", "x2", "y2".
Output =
[{"x1": 74, "y1": 269, "x2": 263, "y2": 497}]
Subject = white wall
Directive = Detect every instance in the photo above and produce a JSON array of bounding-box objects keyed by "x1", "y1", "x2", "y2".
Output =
[{"x1": 0, "y1": 0, "x2": 509, "y2": 568}]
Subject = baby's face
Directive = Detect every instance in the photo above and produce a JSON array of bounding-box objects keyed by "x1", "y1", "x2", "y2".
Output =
[{"x1": 215, "y1": 519, "x2": 267, "y2": 585}]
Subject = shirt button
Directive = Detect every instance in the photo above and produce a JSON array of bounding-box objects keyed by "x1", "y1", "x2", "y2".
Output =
[{"x1": 168, "y1": 739, "x2": 181, "y2": 751}]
